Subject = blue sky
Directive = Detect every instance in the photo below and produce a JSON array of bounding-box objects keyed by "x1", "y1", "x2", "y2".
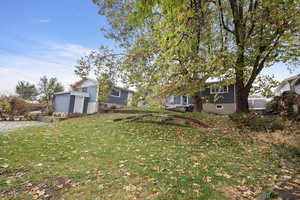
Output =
[
  {"x1": 0, "y1": 0, "x2": 110, "y2": 93},
  {"x1": 0, "y1": 1, "x2": 299, "y2": 94}
]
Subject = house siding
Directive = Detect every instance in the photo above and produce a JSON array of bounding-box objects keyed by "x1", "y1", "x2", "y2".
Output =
[
  {"x1": 76, "y1": 86, "x2": 98, "y2": 102},
  {"x1": 295, "y1": 85, "x2": 300, "y2": 95},
  {"x1": 201, "y1": 84, "x2": 235, "y2": 104},
  {"x1": 75, "y1": 85, "x2": 130, "y2": 105},
  {"x1": 105, "y1": 90, "x2": 129, "y2": 105},
  {"x1": 203, "y1": 103, "x2": 236, "y2": 114},
  {"x1": 54, "y1": 94, "x2": 70, "y2": 113}
]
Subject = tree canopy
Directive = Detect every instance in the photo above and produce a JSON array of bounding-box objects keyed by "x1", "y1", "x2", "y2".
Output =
[
  {"x1": 38, "y1": 76, "x2": 64, "y2": 104},
  {"x1": 15, "y1": 81, "x2": 38, "y2": 101},
  {"x1": 87, "y1": 0, "x2": 299, "y2": 112}
]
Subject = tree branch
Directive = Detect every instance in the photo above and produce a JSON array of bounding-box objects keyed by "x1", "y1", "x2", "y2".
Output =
[
  {"x1": 218, "y1": 0, "x2": 235, "y2": 35},
  {"x1": 245, "y1": 31, "x2": 284, "y2": 90},
  {"x1": 246, "y1": 0, "x2": 258, "y2": 38}
]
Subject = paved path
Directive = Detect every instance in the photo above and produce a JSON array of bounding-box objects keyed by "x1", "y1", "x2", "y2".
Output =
[{"x1": 0, "y1": 121, "x2": 45, "y2": 133}]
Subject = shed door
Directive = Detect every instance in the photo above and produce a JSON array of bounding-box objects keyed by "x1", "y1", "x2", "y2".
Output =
[{"x1": 73, "y1": 96, "x2": 84, "y2": 113}]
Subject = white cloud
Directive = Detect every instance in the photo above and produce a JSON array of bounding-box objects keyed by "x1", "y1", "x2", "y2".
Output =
[
  {"x1": 38, "y1": 19, "x2": 51, "y2": 23},
  {"x1": 0, "y1": 41, "x2": 92, "y2": 94},
  {"x1": 43, "y1": 42, "x2": 91, "y2": 58}
]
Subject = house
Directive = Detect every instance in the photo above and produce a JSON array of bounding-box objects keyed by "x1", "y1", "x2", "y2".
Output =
[
  {"x1": 53, "y1": 78, "x2": 134, "y2": 114},
  {"x1": 166, "y1": 83, "x2": 237, "y2": 114},
  {"x1": 274, "y1": 74, "x2": 300, "y2": 96},
  {"x1": 201, "y1": 83, "x2": 237, "y2": 114},
  {"x1": 54, "y1": 78, "x2": 259, "y2": 115}
]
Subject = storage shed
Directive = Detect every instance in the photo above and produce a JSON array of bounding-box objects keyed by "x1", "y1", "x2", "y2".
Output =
[{"x1": 53, "y1": 91, "x2": 89, "y2": 114}]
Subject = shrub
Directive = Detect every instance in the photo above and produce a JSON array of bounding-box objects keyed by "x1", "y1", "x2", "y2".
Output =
[
  {"x1": 0, "y1": 96, "x2": 27, "y2": 117},
  {"x1": 0, "y1": 95, "x2": 47, "y2": 119},
  {"x1": 267, "y1": 91, "x2": 300, "y2": 120},
  {"x1": 230, "y1": 113, "x2": 284, "y2": 132}
]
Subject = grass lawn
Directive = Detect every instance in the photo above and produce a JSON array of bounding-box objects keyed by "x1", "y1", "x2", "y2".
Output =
[{"x1": 0, "y1": 110, "x2": 297, "y2": 199}]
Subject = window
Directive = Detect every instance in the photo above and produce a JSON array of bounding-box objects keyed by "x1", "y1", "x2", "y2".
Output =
[
  {"x1": 210, "y1": 85, "x2": 228, "y2": 94},
  {"x1": 216, "y1": 104, "x2": 223, "y2": 109},
  {"x1": 111, "y1": 89, "x2": 121, "y2": 97},
  {"x1": 182, "y1": 96, "x2": 187, "y2": 105},
  {"x1": 167, "y1": 96, "x2": 174, "y2": 104},
  {"x1": 81, "y1": 87, "x2": 87, "y2": 92}
]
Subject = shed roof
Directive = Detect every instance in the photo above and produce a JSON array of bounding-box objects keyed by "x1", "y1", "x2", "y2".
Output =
[{"x1": 54, "y1": 91, "x2": 90, "y2": 97}]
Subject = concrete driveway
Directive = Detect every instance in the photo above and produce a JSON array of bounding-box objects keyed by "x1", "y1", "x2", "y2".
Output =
[{"x1": 0, "y1": 121, "x2": 45, "y2": 133}]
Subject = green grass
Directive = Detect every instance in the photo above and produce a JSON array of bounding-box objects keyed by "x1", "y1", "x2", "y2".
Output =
[{"x1": 0, "y1": 112, "x2": 282, "y2": 199}]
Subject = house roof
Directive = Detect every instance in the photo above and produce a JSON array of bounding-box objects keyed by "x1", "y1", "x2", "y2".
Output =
[
  {"x1": 54, "y1": 91, "x2": 90, "y2": 97},
  {"x1": 281, "y1": 73, "x2": 300, "y2": 83},
  {"x1": 70, "y1": 78, "x2": 97, "y2": 90},
  {"x1": 276, "y1": 74, "x2": 300, "y2": 89}
]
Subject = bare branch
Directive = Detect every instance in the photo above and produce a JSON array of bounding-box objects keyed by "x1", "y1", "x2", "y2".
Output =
[{"x1": 218, "y1": 0, "x2": 235, "y2": 35}]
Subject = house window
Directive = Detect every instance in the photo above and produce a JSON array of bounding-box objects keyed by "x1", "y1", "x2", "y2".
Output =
[
  {"x1": 182, "y1": 96, "x2": 187, "y2": 105},
  {"x1": 216, "y1": 104, "x2": 223, "y2": 109},
  {"x1": 81, "y1": 87, "x2": 87, "y2": 92},
  {"x1": 210, "y1": 85, "x2": 228, "y2": 94},
  {"x1": 111, "y1": 89, "x2": 121, "y2": 97},
  {"x1": 167, "y1": 96, "x2": 174, "y2": 104}
]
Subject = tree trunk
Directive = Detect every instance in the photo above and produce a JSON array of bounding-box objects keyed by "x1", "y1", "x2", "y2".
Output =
[
  {"x1": 235, "y1": 77, "x2": 249, "y2": 113},
  {"x1": 192, "y1": 94, "x2": 203, "y2": 112}
]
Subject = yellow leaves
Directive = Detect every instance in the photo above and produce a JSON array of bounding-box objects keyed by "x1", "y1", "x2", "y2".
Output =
[
  {"x1": 123, "y1": 184, "x2": 137, "y2": 192},
  {"x1": 193, "y1": 183, "x2": 201, "y2": 187},
  {"x1": 203, "y1": 176, "x2": 212, "y2": 183},
  {"x1": 190, "y1": 155, "x2": 198, "y2": 162},
  {"x1": 216, "y1": 172, "x2": 232, "y2": 179},
  {"x1": 29, "y1": 186, "x2": 47, "y2": 199},
  {"x1": 119, "y1": 160, "x2": 128, "y2": 168},
  {"x1": 240, "y1": 178, "x2": 246, "y2": 185},
  {"x1": 35, "y1": 163, "x2": 43, "y2": 167},
  {"x1": 193, "y1": 189, "x2": 200, "y2": 194},
  {"x1": 0, "y1": 163, "x2": 9, "y2": 168},
  {"x1": 98, "y1": 184, "x2": 104, "y2": 190}
]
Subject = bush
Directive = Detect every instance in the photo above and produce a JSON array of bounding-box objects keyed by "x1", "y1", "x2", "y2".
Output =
[
  {"x1": 0, "y1": 95, "x2": 47, "y2": 119},
  {"x1": 0, "y1": 96, "x2": 27, "y2": 117},
  {"x1": 230, "y1": 113, "x2": 284, "y2": 132},
  {"x1": 267, "y1": 91, "x2": 300, "y2": 120}
]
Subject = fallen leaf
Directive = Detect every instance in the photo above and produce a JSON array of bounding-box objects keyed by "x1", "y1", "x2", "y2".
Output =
[
  {"x1": 0, "y1": 163, "x2": 9, "y2": 168},
  {"x1": 124, "y1": 184, "x2": 137, "y2": 192},
  {"x1": 203, "y1": 176, "x2": 212, "y2": 182},
  {"x1": 98, "y1": 184, "x2": 104, "y2": 190}
]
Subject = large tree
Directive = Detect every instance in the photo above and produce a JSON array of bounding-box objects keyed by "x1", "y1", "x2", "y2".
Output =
[
  {"x1": 38, "y1": 76, "x2": 64, "y2": 104},
  {"x1": 214, "y1": 0, "x2": 300, "y2": 112},
  {"x1": 15, "y1": 81, "x2": 38, "y2": 100},
  {"x1": 92, "y1": 0, "x2": 299, "y2": 112},
  {"x1": 92, "y1": 0, "x2": 229, "y2": 111}
]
